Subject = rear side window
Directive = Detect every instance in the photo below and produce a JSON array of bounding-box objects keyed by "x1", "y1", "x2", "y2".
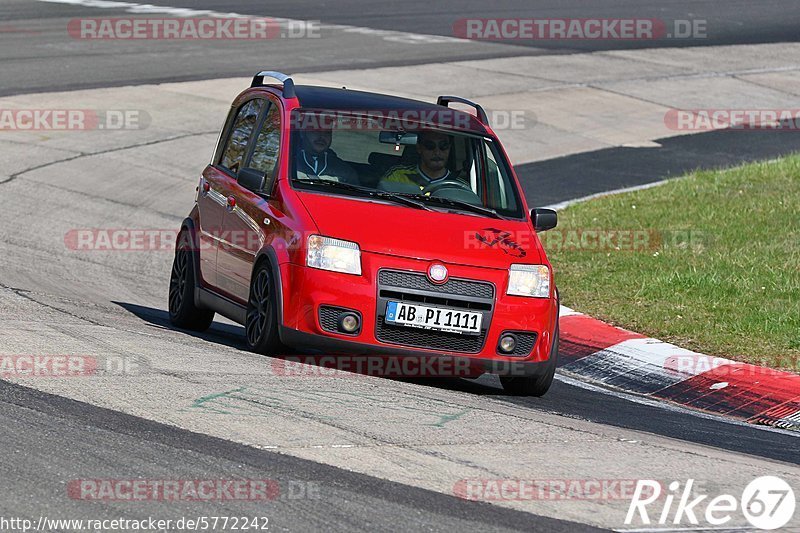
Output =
[
  {"x1": 249, "y1": 105, "x2": 281, "y2": 176},
  {"x1": 220, "y1": 99, "x2": 264, "y2": 173}
]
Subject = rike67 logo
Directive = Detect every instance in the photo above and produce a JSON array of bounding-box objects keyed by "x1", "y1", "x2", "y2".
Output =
[{"x1": 626, "y1": 476, "x2": 795, "y2": 530}]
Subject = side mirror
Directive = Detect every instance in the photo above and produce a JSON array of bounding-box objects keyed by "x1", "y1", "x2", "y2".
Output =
[
  {"x1": 238, "y1": 167, "x2": 266, "y2": 193},
  {"x1": 531, "y1": 208, "x2": 557, "y2": 232}
]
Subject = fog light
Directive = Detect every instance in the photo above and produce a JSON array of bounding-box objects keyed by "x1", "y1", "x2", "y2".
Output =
[
  {"x1": 339, "y1": 313, "x2": 360, "y2": 333},
  {"x1": 498, "y1": 334, "x2": 517, "y2": 354}
]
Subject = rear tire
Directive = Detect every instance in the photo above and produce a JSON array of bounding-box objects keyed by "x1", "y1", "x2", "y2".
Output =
[
  {"x1": 245, "y1": 262, "x2": 282, "y2": 355},
  {"x1": 168, "y1": 230, "x2": 214, "y2": 331},
  {"x1": 500, "y1": 325, "x2": 559, "y2": 397}
]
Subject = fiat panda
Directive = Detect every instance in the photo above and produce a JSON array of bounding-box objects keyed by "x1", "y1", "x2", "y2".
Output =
[{"x1": 169, "y1": 71, "x2": 560, "y2": 396}]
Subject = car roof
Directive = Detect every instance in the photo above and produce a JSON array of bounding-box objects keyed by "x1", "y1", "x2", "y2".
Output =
[{"x1": 289, "y1": 85, "x2": 491, "y2": 135}]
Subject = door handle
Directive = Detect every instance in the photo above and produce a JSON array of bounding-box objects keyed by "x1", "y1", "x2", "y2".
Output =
[{"x1": 226, "y1": 196, "x2": 236, "y2": 210}]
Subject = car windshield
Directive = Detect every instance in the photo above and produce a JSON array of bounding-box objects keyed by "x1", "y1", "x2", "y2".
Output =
[{"x1": 289, "y1": 110, "x2": 525, "y2": 219}]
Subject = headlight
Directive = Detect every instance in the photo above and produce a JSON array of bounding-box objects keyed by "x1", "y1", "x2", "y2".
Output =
[
  {"x1": 306, "y1": 235, "x2": 362, "y2": 275},
  {"x1": 507, "y1": 264, "x2": 550, "y2": 298}
]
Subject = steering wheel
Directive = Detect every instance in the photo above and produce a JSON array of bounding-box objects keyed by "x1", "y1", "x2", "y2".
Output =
[{"x1": 421, "y1": 179, "x2": 474, "y2": 196}]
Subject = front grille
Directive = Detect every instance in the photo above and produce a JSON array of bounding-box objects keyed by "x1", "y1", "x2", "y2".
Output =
[
  {"x1": 378, "y1": 270, "x2": 494, "y2": 299},
  {"x1": 376, "y1": 269, "x2": 495, "y2": 353},
  {"x1": 379, "y1": 289, "x2": 491, "y2": 311},
  {"x1": 376, "y1": 317, "x2": 486, "y2": 353}
]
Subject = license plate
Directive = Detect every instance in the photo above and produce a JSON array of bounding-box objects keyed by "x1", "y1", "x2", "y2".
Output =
[{"x1": 385, "y1": 301, "x2": 482, "y2": 335}]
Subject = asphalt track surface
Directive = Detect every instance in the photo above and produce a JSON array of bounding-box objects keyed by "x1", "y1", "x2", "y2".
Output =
[
  {"x1": 1, "y1": 1, "x2": 800, "y2": 531},
  {"x1": 520, "y1": 127, "x2": 800, "y2": 206},
  {"x1": 3, "y1": 0, "x2": 800, "y2": 95},
  {"x1": 0, "y1": 379, "x2": 596, "y2": 532},
  {"x1": 133, "y1": 0, "x2": 800, "y2": 50}
]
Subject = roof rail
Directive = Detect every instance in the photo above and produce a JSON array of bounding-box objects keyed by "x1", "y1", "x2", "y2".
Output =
[
  {"x1": 436, "y1": 95, "x2": 489, "y2": 124},
  {"x1": 251, "y1": 70, "x2": 296, "y2": 98}
]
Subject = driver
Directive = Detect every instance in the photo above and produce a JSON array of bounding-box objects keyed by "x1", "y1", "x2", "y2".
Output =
[{"x1": 379, "y1": 131, "x2": 454, "y2": 190}]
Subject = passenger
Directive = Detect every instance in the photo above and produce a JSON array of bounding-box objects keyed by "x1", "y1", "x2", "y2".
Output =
[
  {"x1": 296, "y1": 127, "x2": 358, "y2": 184},
  {"x1": 379, "y1": 131, "x2": 453, "y2": 191}
]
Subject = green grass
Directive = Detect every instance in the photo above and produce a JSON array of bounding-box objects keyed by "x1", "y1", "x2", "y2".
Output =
[{"x1": 546, "y1": 154, "x2": 800, "y2": 371}]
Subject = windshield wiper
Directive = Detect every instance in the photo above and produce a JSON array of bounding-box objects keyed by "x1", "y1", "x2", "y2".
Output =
[
  {"x1": 406, "y1": 194, "x2": 503, "y2": 219},
  {"x1": 294, "y1": 178, "x2": 433, "y2": 211}
]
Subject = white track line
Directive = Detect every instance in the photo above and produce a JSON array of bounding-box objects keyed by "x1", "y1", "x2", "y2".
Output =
[
  {"x1": 544, "y1": 178, "x2": 675, "y2": 211},
  {"x1": 37, "y1": 0, "x2": 467, "y2": 44}
]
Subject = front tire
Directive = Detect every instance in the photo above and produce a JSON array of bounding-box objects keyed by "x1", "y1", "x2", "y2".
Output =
[
  {"x1": 501, "y1": 325, "x2": 559, "y2": 397},
  {"x1": 245, "y1": 262, "x2": 282, "y2": 355},
  {"x1": 168, "y1": 231, "x2": 214, "y2": 331}
]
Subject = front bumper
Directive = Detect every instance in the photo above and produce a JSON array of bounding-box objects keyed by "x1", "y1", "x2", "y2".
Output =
[
  {"x1": 278, "y1": 325, "x2": 553, "y2": 377},
  {"x1": 277, "y1": 251, "x2": 558, "y2": 373}
]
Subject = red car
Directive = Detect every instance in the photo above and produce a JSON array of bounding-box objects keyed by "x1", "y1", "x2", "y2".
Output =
[{"x1": 168, "y1": 71, "x2": 560, "y2": 395}]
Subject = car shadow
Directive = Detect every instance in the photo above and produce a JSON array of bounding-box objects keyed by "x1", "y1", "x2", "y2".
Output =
[
  {"x1": 113, "y1": 301, "x2": 509, "y2": 395},
  {"x1": 397, "y1": 375, "x2": 506, "y2": 395},
  {"x1": 113, "y1": 301, "x2": 248, "y2": 351}
]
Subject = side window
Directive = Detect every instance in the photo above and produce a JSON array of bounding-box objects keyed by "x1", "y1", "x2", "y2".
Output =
[
  {"x1": 248, "y1": 105, "x2": 281, "y2": 177},
  {"x1": 485, "y1": 146, "x2": 505, "y2": 207},
  {"x1": 220, "y1": 99, "x2": 265, "y2": 174},
  {"x1": 484, "y1": 143, "x2": 517, "y2": 212}
]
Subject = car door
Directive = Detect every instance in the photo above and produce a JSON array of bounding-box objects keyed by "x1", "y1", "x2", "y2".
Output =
[
  {"x1": 216, "y1": 100, "x2": 282, "y2": 303},
  {"x1": 199, "y1": 98, "x2": 265, "y2": 292}
]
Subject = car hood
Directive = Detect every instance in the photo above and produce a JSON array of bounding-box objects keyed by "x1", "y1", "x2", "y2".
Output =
[{"x1": 297, "y1": 191, "x2": 543, "y2": 269}]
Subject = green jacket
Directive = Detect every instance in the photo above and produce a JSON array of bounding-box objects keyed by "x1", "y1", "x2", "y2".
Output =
[{"x1": 381, "y1": 164, "x2": 451, "y2": 189}]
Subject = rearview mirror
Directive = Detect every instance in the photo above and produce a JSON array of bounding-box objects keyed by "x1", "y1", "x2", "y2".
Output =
[
  {"x1": 531, "y1": 208, "x2": 557, "y2": 232},
  {"x1": 378, "y1": 131, "x2": 418, "y2": 145},
  {"x1": 238, "y1": 167, "x2": 266, "y2": 193}
]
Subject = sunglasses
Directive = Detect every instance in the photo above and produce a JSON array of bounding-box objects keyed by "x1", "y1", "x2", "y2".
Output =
[{"x1": 420, "y1": 140, "x2": 451, "y2": 151}]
